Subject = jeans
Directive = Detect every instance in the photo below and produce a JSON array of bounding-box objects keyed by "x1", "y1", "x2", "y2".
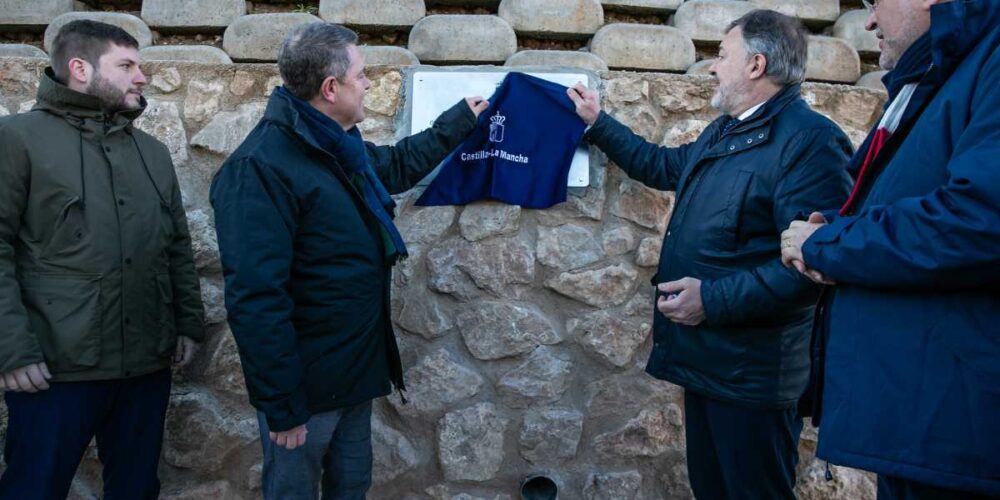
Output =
[{"x1": 257, "y1": 400, "x2": 373, "y2": 500}]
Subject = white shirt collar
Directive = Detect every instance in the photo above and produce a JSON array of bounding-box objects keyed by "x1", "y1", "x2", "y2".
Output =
[{"x1": 737, "y1": 101, "x2": 767, "y2": 121}]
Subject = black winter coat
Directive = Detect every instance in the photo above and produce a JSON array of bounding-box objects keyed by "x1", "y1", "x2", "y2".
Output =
[
  {"x1": 211, "y1": 92, "x2": 476, "y2": 431},
  {"x1": 585, "y1": 84, "x2": 852, "y2": 408}
]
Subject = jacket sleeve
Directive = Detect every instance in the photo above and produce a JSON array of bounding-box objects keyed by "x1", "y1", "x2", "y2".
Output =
[
  {"x1": 583, "y1": 111, "x2": 692, "y2": 191},
  {"x1": 0, "y1": 122, "x2": 45, "y2": 372},
  {"x1": 701, "y1": 127, "x2": 853, "y2": 326},
  {"x1": 366, "y1": 99, "x2": 478, "y2": 194},
  {"x1": 802, "y1": 84, "x2": 1000, "y2": 289},
  {"x1": 165, "y1": 158, "x2": 205, "y2": 341},
  {"x1": 210, "y1": 158, "x2": 310, "y2": 432}
]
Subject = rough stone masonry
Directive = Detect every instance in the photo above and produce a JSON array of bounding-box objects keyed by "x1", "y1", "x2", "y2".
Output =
[{"x1": 0, "y1": 57, "x2": 885, "y2": 500}]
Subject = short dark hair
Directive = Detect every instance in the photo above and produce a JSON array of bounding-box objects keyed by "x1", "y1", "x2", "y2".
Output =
[
  {"x1": 51, "y1": 20, "x2": 139, "y2": 84},
  {"x1": 278, "y1": 22, "x2": 358, "y2": 101},
  {"x1": 727, "y1": 10, "x2": 808, "y2": 86}
]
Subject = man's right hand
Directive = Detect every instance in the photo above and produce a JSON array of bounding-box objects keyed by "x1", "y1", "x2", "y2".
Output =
[
  {"x1": 270, "y1": 423, "x2": 308, "y2": 450},
  {"x1": 567, "y1": 82, "x2": 601, "y2": 126},
  {"x1": 0, "y1": 362, "x2": 52, "y2": 392}
]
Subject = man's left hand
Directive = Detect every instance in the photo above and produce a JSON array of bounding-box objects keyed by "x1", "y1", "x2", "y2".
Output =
[
  {"x1": 173, "y1": 336, "x2": 198, "y2": 367},
  {"x1": 781, "y1": 212, "x2": 836, "y2": 285},
  {"x1": 465, "y1": 96, "x2": 489, "y2": 118},
  {"x1": 657, "y1": 277, "x2": 706, "y2": 326}
]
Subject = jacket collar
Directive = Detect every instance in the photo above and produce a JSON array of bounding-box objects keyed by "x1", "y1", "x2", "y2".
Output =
[
  {"x1": 33, "y1": 67, "x2": 144, "y2": 134},
  {"x1": 929, "y1": 0, "x2": 1000, "y2": 75},
  {"x1": 262, "y1": 87, "x2": 350, "y2": 159},
  {"x1": 881, "y1": 32, "x2": 933, "y2": 100},
  {"x1": 725, "y1": 83, "x2": 802, "y2": 135}
]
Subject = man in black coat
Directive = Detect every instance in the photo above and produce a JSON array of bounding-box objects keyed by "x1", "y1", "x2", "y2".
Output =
[
  {"x1": 568, "y1": 10, "x2": 852, "y2": 499},
  {"x1": 210, "y1": 22, "x2": 488, "y2": 499}
]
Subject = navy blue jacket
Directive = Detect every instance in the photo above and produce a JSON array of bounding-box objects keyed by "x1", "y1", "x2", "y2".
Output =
[
  {"x1": 211, "y1": 92, "x2": 476, "y2": 432},
  {"x1": 585, "y1": 84, "x2": 852, "y2": 408},
  {"x1": 803, "y1": 1, "x2": 1000, "y2": 494}
]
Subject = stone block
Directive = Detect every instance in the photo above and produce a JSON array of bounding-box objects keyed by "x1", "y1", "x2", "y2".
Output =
[
  {"x1": 498, "y1": 0, "x2": 604, "y2": 38},
  {"x1": 45, "y1": 13, "x2": 152, "y2": 53},
  {"x1": 0, "y1": 44, "x2": 47, "y2": 59},
  {"x1": 223, "y1": 13, "x2": 322, "y2": 62},
  {"x1": 362, "y1": 46, "x2": 420, "y2": 66},
  {"x1": 319, "y1": 0, "x2": 425, "y2": 29},
  {"x1": 505, "y1": 50, "x2": 608, "y2": 72},
  {"x1": 387, "y1": 348, "x2": 483, "y2": 416},
  {"x1": 601, "y1": 0, "x2": 682, "y2": 14},
  {"x1": 140, "y1": 46, "x2": 233, "y2": 64},
  {"x1": 519, "y1": 408, "x2": 584, "y2": 463},
  {"x1": 590, "y1": 24, "x2": 694, "y2": 71},
  {"x1": 584, "y1": 471, "x2": 643, "y2": 500},
  {"x1": 546, "y1": 262, "x2": 639, "y2": 308},
  {"x1": 457, "y1": 302, "x2": 561, "y2": 360},
  {"x1": 685, "y1": 58, "x2": 716, "y2": 75},
  {"x1": 0, "y1": 0, "x2": 73, "y2": 27},
  {"x1": 497, "y1": 346, "x2": 573, "y2": 408},
  {"x1": 459, "y1": 202, "x2": 521, "y2": 241},
  {"x1": 438, "y1": 403, "x2": 508, "y2": 482},
  {"x1": 748, "y1": 0, "x2": 840, "y2": 24},
  {"x1": 672, "y1": 0, "x2": 756, "y2": 43},
  {"x1": 570, "y1": 310, "x2": 650, "y2": 368},
  {"x1": 806, "y1": 35, "x2": 860, "y2": 83},
  {"x1": 537, "y1": 224, "x2": 605, "y2": 270},
  {"x1": 141, "y1": 0, "x2": 246, "y2": 30},
  {"x1": 191, "y1": 102, "x2": 267, "y2": 156},
  {"x1": 856, "y1": 70, "x2": 887, "y2": 92},
  {"x1": 593, "y1": 407, "x2": 684, "y2": 457},
  {"x1": 409, "y1": 15, "x2": 517, "y2": 64},
  {"x1": 834, "y1": 9, "x2": 880, "y2": 54}
]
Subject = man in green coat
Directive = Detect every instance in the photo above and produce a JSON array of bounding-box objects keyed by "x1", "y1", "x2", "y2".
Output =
[{"x1": 0, "y1": 20, "x2": 204, "y2": 499}]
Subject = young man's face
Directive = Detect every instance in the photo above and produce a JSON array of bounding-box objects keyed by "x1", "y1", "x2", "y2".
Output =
[
  {"x1": 330, "y1": 44, "x2": 371, "y2": 129},
  {"x1": 86, "y1": 44, "x2": 146, "y2": 114}
]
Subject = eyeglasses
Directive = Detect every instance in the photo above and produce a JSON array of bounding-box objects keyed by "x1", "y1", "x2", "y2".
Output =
[{"x1": 861, "y1": 0, "x2": 879, "y2": 12}]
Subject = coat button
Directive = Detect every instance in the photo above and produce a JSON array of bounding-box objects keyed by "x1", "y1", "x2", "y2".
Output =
[
  {"x1": 118, "y1": 199, "x2": 125, "y2": 206},
  {"x1": 759, "y1": 133, "x2": 765, "y2": 139},
  {"x1": 124, "y1": 317, "x2": 131, "y2": 325},
  {"x1": 104, "y1": 146, "x2": 111, "y2": 153},
  {"x1": 124, "y1": 258, "x2": 132, "y2": 264},
  {"x1": 729, "y1": 145, "x2": 736, "y2": 151},
  {"x1": 746, "y1": 138, "x2": 753, "y2": 144}
]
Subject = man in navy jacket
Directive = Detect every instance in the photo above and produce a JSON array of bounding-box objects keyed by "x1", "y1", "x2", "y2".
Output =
[
  {"x1": 211, "y1": 22, "x2": 487, "y2": 498},
  {"x1": 569, "y1": 10, "x2": 852, "y2": 499},
  {"x1": 782, "y1": 0, "x2": 1000, "y2": 497}
]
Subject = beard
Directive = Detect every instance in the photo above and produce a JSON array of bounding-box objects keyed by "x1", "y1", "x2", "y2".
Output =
[
  {"x1": 710, "y1": 77, "x2": 752, "y2": 116},
  {"x1": 86, "y1": 74, "x2": 140, "y2": 114}
]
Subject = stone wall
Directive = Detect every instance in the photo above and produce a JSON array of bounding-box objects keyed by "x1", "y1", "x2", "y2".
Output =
[
  {"x1": 1, "y1": 0, "x2": 887, "y2": 89},
  {"x1": 0, "y1": 56, "x2": 885, "y2": 499}
]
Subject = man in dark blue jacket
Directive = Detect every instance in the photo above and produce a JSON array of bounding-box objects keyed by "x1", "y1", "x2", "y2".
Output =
[
  {"x1": 782, "y1": 0, "x2": 1000, "y2": 498},
  {"x1": 210, "y1": 22, "x2": 488, "y2": 499},
  {"x1": 568, "y1": 10, "x2": 852, "y2": 499}
]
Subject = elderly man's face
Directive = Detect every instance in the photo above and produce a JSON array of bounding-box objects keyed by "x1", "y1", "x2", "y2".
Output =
[
  {"x1": 330, "y1": 44, "x2": 371, "y2": 129},
  {"x1": 865, "y1": 0, "x2": 931, "y2": 70},
  {"x1": 709, "y1": 27, "x2": 755, "y2": 117}
]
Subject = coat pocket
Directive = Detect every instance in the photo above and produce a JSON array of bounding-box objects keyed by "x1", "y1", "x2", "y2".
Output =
[
  {"x1": 720, "y1": 169, "x2": 754, "y2": 247},
  {"x1": 152, "y1": 272, "x2": 178, "y2": 359},
  {"x1": 20, "y1": 273, "x2": 103, "y2": 372}
]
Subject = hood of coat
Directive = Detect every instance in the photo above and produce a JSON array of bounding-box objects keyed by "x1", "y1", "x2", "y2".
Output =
[
  {"x1": 930, "y1": 0, "x2": 1000, "y2": 75},
  {"x1": 32, "y1": 67, "x2": 146, "y2": 136}
]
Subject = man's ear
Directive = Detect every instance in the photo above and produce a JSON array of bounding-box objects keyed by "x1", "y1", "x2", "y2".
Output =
[
  {"x1": 67, "y1": 57, "x2": 91, "y2": 85},
  {"x1": 317, "y1": 75, "x2": 339, "y2": 105},
  {"x1": 748, "y1": 53, "x2": 768, "y2": 80}
]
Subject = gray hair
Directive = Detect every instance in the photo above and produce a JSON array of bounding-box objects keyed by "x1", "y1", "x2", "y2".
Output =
[
  {"x1": 726, "y1": 10, "x2": 808, "y2": 86},
  {"x1": 277, "y1": 22, "x2": 358, "y2": 100}
]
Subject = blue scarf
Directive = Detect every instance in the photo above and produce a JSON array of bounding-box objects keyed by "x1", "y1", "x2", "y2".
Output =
[{"x1": 275, "y1": 86, "x2": 407, "y2": 264}]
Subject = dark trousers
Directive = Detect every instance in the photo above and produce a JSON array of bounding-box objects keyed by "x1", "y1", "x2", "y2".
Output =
[
  {"x1": 257, "y1": 400, "x2": 373, "y2": 500},
  {"x1": 878, "y1": 475, "x2": 1000, "y2": 500},
  {"x1": 0, "y1": 369, "x2": 172, "y2": 500},
  {"x1": 684, "y1": 390, "x2": 803, "y2": 500}
]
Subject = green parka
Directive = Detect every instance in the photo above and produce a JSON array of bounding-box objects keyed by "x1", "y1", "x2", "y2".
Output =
[{"x1": 0, "y1": 69, "x2": 204, "y2": 382}]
